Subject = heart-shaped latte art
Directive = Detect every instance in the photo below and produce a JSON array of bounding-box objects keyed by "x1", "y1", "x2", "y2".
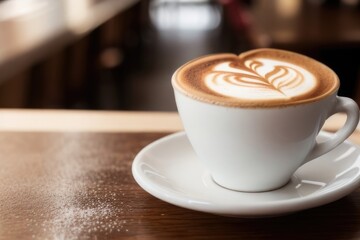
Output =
[
  {"x1": 173, "y1": 49, "x2": 338, "y2": 107},
  {"x1": 204, "y1": 58, "x2": 317, "y2": 100}
]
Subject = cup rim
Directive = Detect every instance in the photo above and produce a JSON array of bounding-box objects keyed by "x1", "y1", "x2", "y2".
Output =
[{"x1": 172, "y1": 48, "x2": 340, "y2": 109}]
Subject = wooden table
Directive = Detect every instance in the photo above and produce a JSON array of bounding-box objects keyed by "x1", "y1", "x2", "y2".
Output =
[{"x1": 0, "y1": 109, "x2": 359, "y2": 239}]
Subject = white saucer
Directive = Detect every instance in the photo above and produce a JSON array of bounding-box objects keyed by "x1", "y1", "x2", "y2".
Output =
[{"x1": 132, "y1": 131, "x2": 360, "y2": 217}]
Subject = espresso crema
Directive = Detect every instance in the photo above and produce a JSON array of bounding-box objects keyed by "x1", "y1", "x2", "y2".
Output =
[{"x1": 172, "y1": 49, "x2": 339, "y2": 107}]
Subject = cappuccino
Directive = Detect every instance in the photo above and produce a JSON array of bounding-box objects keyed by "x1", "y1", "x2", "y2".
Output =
[
  {"x1": 172, "y1": 49, "x2": 339, "y2": 107},
  {"x1": 172, "y1": 48, "x2": 359, "y2": 191}
]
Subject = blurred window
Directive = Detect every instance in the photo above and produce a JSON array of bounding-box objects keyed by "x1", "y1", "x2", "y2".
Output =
[{"x1": 149, "y1": 0, "x2": 222, "y2": 31}]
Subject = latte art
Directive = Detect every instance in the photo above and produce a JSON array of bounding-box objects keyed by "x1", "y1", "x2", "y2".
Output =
[
  {"x1": 205, "y1": 58, "x2": 317, "y2": 100},
  {"x1": 172, "y1": 49, "x2": 339, "y2": 107}
]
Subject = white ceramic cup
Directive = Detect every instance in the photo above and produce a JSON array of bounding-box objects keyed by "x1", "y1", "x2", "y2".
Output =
[{"x1": 173, "y1": 73, "x2": 359, "y2": 192}]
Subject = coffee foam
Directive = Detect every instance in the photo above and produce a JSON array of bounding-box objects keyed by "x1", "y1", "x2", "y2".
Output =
[
  {"x1": 205, "y1": 58, "x2": 316, "y2": 101},
  {"x1": 172, "y1": 49, "x2": 339, "y2": 107}
]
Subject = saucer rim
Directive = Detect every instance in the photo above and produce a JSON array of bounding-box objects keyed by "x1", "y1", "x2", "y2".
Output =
[{"x1": 132, "y1": 131, "x2": 360, "y2": 217}]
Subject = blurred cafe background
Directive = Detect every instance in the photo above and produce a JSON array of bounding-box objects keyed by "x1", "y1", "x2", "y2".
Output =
[{"x1": 0, "y1": 0, "x2": 359, "y2": 111}]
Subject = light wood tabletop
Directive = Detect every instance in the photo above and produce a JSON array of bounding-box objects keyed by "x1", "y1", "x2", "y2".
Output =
[
  {"x1": 0, "y1": 109, "x2": 352, "y2": 131},
  {"x1": 0, "y1": 109, "x2": 183, "y2": 132}
]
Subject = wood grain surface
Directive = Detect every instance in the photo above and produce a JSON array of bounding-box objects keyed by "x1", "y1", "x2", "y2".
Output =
[{"x1": 0, "y1": 132, "x2": 360, "y2": 240}]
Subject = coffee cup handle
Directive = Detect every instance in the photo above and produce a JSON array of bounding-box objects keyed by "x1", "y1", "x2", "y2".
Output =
[{"x1": 307, "y1": 96, "x2": 359, "y2": 161}]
